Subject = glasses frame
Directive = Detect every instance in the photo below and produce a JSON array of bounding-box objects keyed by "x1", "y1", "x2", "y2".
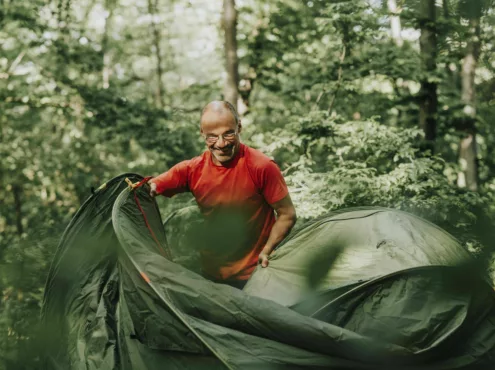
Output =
[{"x1": 202, "y1": 129, "x2": 238, "y2": 144}]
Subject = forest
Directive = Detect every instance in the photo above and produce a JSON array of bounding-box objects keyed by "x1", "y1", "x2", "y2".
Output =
[{"x1": 0, "y1": 0, "x2": 494, "y2": 368}]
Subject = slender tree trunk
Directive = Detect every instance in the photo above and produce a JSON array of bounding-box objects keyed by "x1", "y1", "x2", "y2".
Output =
[
  {"x1": 457, "y1": 17, "x2": 481, "y2": 191},
  {"x1": 102, "y1": 0, "x2": 116, "y2": 89},
  {"x1": 12, "y1": 184, "x2": 23, "y2": 235},
  {"x1": 222, "y1": 0, "x2": 239, "y2": 109},
  {"x1": 388, "y1": 0, "x2": 403, "y2": 47},
  {"x1": 148, "y1": 0, "x2": 165, "y2": 109},
  {"x1": 418, "y1": 0, "x2": 437, "y2": 148}
]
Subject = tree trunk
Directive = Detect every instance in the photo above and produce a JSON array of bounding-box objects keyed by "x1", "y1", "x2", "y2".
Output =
[
  {"x1": 457, "y1": 17, "x2": 481, "y2": 191},
  {"x1": 148, "y1": 0, "x2": 165, "y2": 109},
  {"x1": 222, "y1": 0, "x2": 239, "y2": 109},
  {"x1": 387, "y1": 0, "x2": 403, "y2": 47},
  {"x1": 102, "y1": 0, "x2": 116, "y2": 89},
  {"x1": 418, "y1": 0, "x2": 437, "y2": 148}
]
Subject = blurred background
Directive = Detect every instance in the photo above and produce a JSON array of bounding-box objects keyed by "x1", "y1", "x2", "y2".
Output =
[{"x1": 0, "y1": 0, "x2": 494, "y2": 368}]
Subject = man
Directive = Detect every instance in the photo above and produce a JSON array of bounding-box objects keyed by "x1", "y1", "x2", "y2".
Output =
[{"x1": 149, "y1": 101, "x2": 296, "y2": 289}]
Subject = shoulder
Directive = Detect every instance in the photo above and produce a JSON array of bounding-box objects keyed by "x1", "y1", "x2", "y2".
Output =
[
  {"x1": 189, "y1": 152, "x2": 208, "y2": 168},
  {"x1": 168, "y1": 153, "x2": 206, "y2": 181},
  {"x1": 243, "y1": 144, "x2": 285, "y2": 189},
  {"x1": 243, "y1": 144, "x2": 276, "y2": 170},
  {"x1": 243, "y1": 145, "x2": 288, "y2": 203},
  {"x1": 178, "y1": 151, "x2": 207, "y2": 171}
]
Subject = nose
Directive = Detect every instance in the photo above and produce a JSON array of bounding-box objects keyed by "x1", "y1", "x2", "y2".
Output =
[{"x1": 215, "y1": 136, "x2": 227, "y2": 148}]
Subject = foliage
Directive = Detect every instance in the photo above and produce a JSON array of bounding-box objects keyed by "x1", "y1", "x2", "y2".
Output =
[
  {"x1": 0, "y1": 0, "x2": 494, "y2": 368},
  {"x1": 259, "y1": 111, "x2": 490, "y2": 244}
]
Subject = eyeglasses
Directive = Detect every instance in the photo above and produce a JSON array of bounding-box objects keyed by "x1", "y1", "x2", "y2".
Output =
[{"x1": 203, "y1": 130, "x2": 237, "y2": 144}]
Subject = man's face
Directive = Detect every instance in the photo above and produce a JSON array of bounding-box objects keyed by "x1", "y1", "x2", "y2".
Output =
[{"x1": 200, "y1": 111, "x2": 241, "y2": 165}]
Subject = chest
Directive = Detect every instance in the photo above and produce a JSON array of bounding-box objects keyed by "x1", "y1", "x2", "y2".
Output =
[{"x1": 189, "y1": 160, "x2": 262, "y2": 211}]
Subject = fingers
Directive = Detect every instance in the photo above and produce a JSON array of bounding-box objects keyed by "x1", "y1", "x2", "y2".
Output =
[
  {"x1": 260, "y1": 254, "x2": 269, "y2": 268},
  {"x1": 149, "y1": 181, "x2": 157, "y2": 197}
]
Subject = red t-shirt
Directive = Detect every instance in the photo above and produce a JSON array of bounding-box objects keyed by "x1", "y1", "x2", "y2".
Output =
[{"x1": 151, "y1": 144, "x2": 289, "y2": 280}]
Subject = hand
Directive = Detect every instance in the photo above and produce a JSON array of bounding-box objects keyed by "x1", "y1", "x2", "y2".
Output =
[
  {"x1": 258, "y1": 250, "x2": 270, "y2": 268},
  {"x1": 148, "y1": 180, "x2": 157, "y2": 197}
]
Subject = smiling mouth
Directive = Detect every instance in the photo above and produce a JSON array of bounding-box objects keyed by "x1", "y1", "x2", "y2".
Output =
[{"x1": 214, "y1": 146, "x2": 234, "y2": 155}]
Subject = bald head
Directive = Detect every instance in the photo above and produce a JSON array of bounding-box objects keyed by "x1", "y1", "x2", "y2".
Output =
[
  {"x1": 201, "y1": 100, "x2": 239, "y2": 127},
  {"x1": 200, "y1": 100, "x2": 242, "y2": 166}
]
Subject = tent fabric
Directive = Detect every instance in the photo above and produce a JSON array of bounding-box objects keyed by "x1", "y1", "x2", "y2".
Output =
[
  {"x1": 41, "y1": 173, "x2": 495, "y2": 369},
  {"x1": 243, "y1": 208, "x2": 474, "y2": 306}
]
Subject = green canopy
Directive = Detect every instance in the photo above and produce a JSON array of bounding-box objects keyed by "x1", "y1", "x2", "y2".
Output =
[{"x1": 41, "y1": 174, "x2": 495, "y2": 369}]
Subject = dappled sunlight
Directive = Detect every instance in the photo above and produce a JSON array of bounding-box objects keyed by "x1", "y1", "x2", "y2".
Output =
[{"x1": 1, "y1": 0, "x2": 495, "y2": 368}]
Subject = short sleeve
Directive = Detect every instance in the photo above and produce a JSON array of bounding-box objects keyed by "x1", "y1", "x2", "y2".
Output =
[
  {"x1": 260, "y1": 160, "x2": 289, "y2": 205},
  {"x1": 150, "y1": 160, "x2": 190, "y2": 197}
]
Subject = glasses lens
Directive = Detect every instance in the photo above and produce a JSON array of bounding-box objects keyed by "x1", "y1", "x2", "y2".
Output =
[{"x1": 204, "y1": 131, "x2": 236, "y2": 143}]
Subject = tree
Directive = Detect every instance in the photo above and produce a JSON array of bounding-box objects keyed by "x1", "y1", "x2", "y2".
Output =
[
  {"x1": 102, "y1": 0, "x2": 117, "y2": 89},
  {"x1": 148, "y1": 0, "x2": 165, "y2": 109},
  {"x1": 457, "y1": 0, "x2": 484, "y2": 191},
  {"x1": 222, "y1": 0, "x2": 239, "y2": 108},
  {"x1": 1, "y1": 0, "x2": 495, "y2": 367},
  {"x1": 387, "y1": 0, "x2": 404, "y2": 47},
  {"x1": 418, "y1": 0, "x2": 438, "y2": 148}
]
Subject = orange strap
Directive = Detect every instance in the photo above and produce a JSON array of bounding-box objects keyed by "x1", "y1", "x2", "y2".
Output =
[{"x1": 126, "y1": 176, "x2": 153, "y2": 189}]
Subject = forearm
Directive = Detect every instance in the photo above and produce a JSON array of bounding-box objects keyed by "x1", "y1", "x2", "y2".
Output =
[
  {"x1": 262, "y1": 214, "x2": 296, "y2": 254},
  {"x1": 149, "y1": 172, "x2": 170, "y2": 195},
  {"x1": 149, "y1": 162, "x2": 189, "y2": 196}
]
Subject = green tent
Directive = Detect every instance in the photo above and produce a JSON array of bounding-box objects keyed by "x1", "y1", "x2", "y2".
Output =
[{"x1": 41, "y1": 174, "x2": 495, "y2": 369}]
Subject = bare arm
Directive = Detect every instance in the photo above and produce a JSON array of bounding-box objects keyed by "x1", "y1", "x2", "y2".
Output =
[
  {"x1": 259, "y1": 195, "x2": 297, "y2": 267},
  {"x1": 147, "y1": 160, "x2": 190, "y2": 198}
]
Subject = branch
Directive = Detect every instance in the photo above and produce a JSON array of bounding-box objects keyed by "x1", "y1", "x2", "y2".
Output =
[
  {"x1": 8, "y1": 51, "x2": 26, "y2": 74},
  {"x1": 170, "y1": 106, "x2": 203, "y2": 113},
  {"x1": 313, "y1": 88, "x2": 327, "y2": 110},
  {"x1": 0, "y1": 50, "x2": 27, "y2": 79},
  {"x1": 313, "y1": 44, "x2": 347, "y2": 112}
]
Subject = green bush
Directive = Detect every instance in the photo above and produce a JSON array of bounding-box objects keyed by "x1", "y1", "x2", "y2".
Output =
[{"x1": 256, "y1": 111, "x2": 493, "y2": 248}]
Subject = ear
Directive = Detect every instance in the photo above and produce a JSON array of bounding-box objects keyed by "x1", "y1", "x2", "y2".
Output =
[{"x1": 238, "y1": 120, "x2": 242, "y2": 134}]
